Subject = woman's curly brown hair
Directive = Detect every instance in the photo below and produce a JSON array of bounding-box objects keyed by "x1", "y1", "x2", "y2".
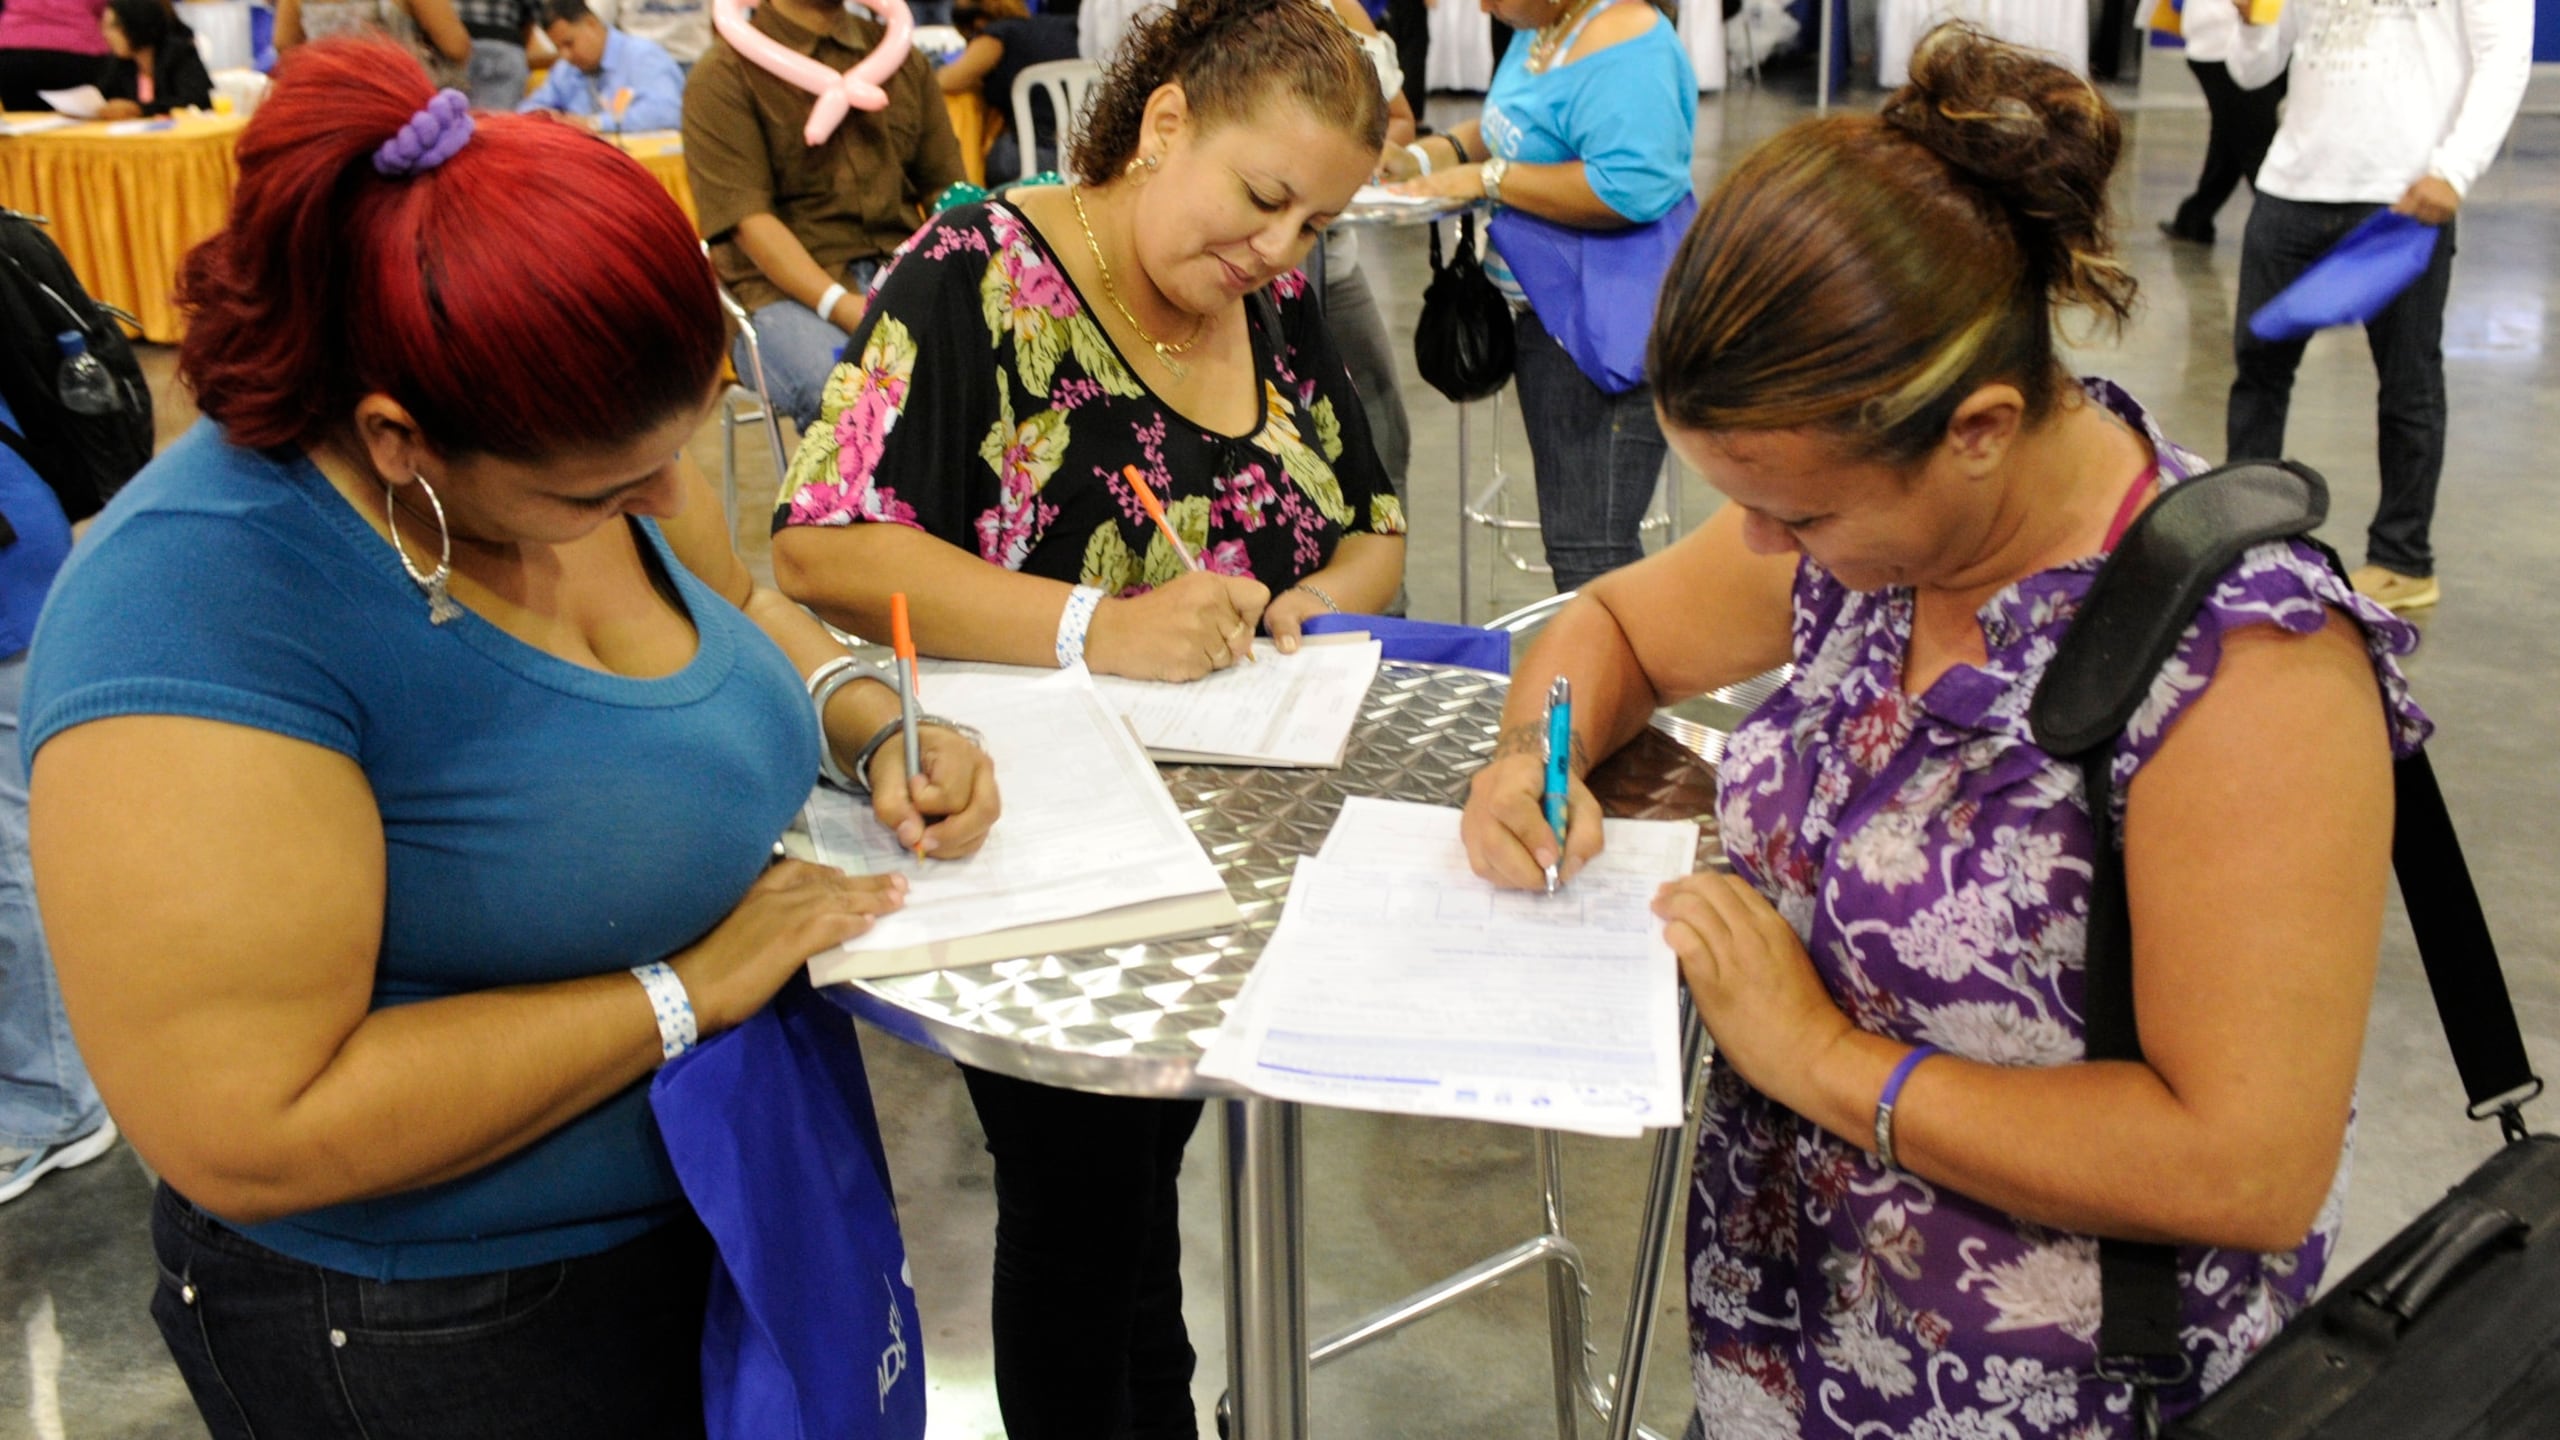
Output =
[{"x1": 1071, "y1": 0, "x2": 1386, "y2": 182}]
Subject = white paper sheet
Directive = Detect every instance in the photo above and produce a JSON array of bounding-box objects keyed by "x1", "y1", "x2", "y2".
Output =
[
  {"x1": 36, "y1": 86, "x2": 105, "y2": 119},
  {"x1": 1199, "y1": 799, "x2": 1700, "y2": 1137},
  {"x1": 1088, "y1": 639, "x2": 1381, "y2": 768},
  {"x1": 800, "y1": 665, "x2": 1229, "y2": 961},
  {"x1": 1349, "y1": 184, "x2": 1448, "y2": 209}
]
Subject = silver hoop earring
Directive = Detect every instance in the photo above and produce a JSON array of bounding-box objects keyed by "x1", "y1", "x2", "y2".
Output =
[{"x1": 384, "y1": 473, "x2": 461, "y2": 626}]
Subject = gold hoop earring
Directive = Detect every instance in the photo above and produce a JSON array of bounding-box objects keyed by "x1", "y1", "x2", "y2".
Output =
[
  {"x1": 1124, "y1": 152, "x2": 1161, "y2": 178},
  {"x1": 385, "y1": 472, "x2": 461, "y2": 625}
]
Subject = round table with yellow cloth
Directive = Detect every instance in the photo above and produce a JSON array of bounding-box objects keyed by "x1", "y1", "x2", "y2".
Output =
[
  {"x1": 0, "y1": 114, "x2": 245, "y2": 346},
  {"x1": 0, "y1": 93, "x2": 992, "y2": 347}
]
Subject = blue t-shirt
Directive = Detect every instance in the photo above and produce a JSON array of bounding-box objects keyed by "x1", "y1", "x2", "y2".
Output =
[
  {"x1": 1479, "y1": 5, "x2": 1697, "y2": 302},
  {"x1": 23, "y1": 420, "x2": 819, "y2": 1280}
]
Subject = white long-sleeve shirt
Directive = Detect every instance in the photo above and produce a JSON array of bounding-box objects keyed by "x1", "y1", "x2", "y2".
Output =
[{"x1": 2223, "y1": 0, "x2": 2531, "y2": 203}]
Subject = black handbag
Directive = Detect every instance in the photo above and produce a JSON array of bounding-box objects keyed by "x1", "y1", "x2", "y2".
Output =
[
  {"x1": 1412, "y1": 210, "x2": 1514, "y2": 404},
  {"x1": 2029, "y1": 460, "x2": 2555, "y2": 1439}
]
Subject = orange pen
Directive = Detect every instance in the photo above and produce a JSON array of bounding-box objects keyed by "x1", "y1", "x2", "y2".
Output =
[
  {"x1": 1123, "y1": 465, "x2": 1202, "y2": 571},
  {"x1": 889, "y1": 592, "x2": 924, "y2": 857}
]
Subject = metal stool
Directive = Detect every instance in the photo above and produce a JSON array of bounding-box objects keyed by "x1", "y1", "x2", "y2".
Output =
[
  {"x1": 1455, "y1": 390, "x2": 1688, "y2": 624},
  {"x1": 710, "y1": 273, "x2": 793, "y2": 537}
]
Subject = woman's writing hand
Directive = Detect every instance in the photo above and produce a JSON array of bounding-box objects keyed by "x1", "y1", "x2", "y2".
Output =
[
  {"x1": 1653, "y1": 872, "x2": 1852, "y2": 1111},
  {"x1": 1459, "y1": 724, "x2": 1603, "y2": 890},
  {"x1": 866, "y1": 721, "x2": 1002, "y2": 859},
  {"x1": 1086, "y1": 572, "x2": 1272, "y2": 681},
  {"x1": 670, "y1": 860, "x2": 907, "y2": 1035}
]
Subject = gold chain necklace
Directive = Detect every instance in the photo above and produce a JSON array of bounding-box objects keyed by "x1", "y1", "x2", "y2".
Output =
[
  {"x1": 1527, "y1": 0, "x2": 1605, "y2": 72},
  {"x1": 1071, "y1": 183, "x2": 1208, "y2": 382}
]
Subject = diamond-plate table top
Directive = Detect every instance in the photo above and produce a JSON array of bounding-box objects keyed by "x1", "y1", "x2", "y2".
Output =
[{"x1": 827, "y1": 662, "x2": 1726, "y2": 1099}]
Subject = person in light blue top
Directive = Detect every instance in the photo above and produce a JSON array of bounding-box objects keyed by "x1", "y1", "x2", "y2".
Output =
[
  {"x1": 1379, "y1": 0, "x2": 1694, "y2": 592},
  {"x1": 26, "y1": 40, "x2": 997, "y2": 1440},
  {"x1": 519, "y1": 0, "x2": 684, "y2": 131}
]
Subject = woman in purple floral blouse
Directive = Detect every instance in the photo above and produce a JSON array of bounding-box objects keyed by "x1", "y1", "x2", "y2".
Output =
[{"x1": 1462, "y1": 27, "x2": 2426, "y2": 1439}]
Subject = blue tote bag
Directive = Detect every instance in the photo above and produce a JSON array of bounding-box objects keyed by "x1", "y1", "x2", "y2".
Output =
[
  {"x1": 1488, "y1": 194, "x2": 1698, "y2": 395},
  {"x1": 2247, "y1": 211, "x2": 2443, "y2": 343},
  {"x1": 650, "y1": 975, "x2": 927, "y2": 1440}
]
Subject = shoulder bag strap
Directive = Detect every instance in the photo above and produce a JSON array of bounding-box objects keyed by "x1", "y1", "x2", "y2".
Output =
[{"x1": 2028, "y1": 459, "x2": 2541, "y2": 1401}]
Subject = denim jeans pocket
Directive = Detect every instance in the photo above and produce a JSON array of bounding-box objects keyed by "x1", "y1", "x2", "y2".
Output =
[{"x1": 338, "y1": 1261, "x2": 571, "y2": 1346}]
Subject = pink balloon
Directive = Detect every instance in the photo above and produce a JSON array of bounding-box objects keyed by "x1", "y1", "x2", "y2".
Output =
[{"x1": 713, "y1": 0, "x2": 916, "y2": 146}]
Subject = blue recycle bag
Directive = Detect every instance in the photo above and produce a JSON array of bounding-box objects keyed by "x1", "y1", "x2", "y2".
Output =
[
  {"x1": 1302, "y1": 612, "x2": 1511, "y2": 674},
  {"x1": 2247, "y1": 211, "x2": 2443, "y2": 343},
  {"x1": 650, "y1": 975, "x2": 926, "y2": 1440},
  {"x1": 1488, "y1": 195, "x2": 1698, "y2": 395}
]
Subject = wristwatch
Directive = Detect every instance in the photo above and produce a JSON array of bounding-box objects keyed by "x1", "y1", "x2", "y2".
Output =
[{"x1": 1481, "y1": 155, "x2": 1510, "y2": 207}]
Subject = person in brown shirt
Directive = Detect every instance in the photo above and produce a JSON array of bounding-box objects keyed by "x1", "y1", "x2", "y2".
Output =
[{"x1": 682, "y1": 0, "x2": 967, "y2": 425}]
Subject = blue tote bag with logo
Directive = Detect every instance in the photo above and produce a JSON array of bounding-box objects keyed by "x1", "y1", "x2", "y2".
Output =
[
  {"x1": 1489, "y1": 194, "x2": 1698, "y2": 395},
  {"x1": 651, "y1": 975, "x2": 926, "y2": 1440}
]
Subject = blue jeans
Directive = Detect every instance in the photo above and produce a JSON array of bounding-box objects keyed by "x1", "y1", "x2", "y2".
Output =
[
  {"x1": 2229, "y1": 193, "x2": 2458, "y2": 578},
  {"x1": 0, "y1": 651, "x2": 103, "y2": 1154},
  {"x1": 464, "y1": 38, "x2": 529, "y2": 113},
  {"x1": 151, "y1": 1184, "x2": 713, "y2": 1440},
  {"x1": 1515, "y1": 308, "x2": 1670, "y2": 594},
  {"x1": 739, "y1": 258, "x2": 880, "y2": 431}
]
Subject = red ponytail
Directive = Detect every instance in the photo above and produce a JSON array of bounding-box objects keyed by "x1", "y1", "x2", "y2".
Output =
[{"x1": 177, "y1": 38, "x2": 725, "y2": 460}]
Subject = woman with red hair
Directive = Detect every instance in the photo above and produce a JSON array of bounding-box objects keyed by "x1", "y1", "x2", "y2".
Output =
[{"x1": 21, "y1": 40, "x2": 999, "y2": 1439}]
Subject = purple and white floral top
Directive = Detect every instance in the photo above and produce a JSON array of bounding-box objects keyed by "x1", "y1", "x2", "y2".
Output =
[{"x1": 1689, "y1": 380, "x2": 2431, "y2": 1439}]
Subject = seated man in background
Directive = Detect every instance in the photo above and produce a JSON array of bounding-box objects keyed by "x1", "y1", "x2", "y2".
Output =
[
  {"x1": 683, "y1": 0, "x2": 965, "y2": 428},
  {"x1": 934, "y1": 0, "x2": 1078, "y2": 180},
  {"x1": 519, "y1": 0, "x2": 682, "y2": 131},
  {"x1": 590, "y1": 0, "x2": 708, "y2": 73}
]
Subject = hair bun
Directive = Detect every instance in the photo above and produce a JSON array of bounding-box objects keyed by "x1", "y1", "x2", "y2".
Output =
[{"x1": 1879, "y1": 22, "x2": 2133, "y2": 328}]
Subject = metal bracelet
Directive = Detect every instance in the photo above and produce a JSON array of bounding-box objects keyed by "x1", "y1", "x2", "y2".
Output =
[
  {"x1": 813, "y1": 658, "x2": 891, "y2": 791},
  {"x1": 843, "y1": 715, "x2": 988, "y2": 798},
  {"x1": 1293, "y1": 582, "x2": 1341, "y2": 614}
]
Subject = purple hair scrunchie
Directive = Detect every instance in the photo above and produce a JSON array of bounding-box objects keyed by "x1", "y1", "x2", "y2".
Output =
[{"x1": 372, "y1": 89, "x2": 475, "y2": 178}]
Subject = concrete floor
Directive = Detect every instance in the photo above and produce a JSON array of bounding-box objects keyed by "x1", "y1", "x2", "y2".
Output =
[{"x1": 7, "y1": 73, "x2": 2560, "y2": 1440}]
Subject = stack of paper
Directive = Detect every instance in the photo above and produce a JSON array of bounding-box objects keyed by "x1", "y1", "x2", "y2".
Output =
[
  {"x1": 799, "y1": 666, "x2": 1240, "y2": 983},
  {"x1": 1089, "y1": 637, "x2": 1382, "y2": 767},
  {"x1": 35, "y1": 86, "x2": 104, "y2": 119},
  {"x1": 1198, "y1": 798, "x2": 1699, "y2": 1137}
]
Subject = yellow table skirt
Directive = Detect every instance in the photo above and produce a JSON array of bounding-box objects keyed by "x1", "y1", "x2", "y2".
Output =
[
  {"x1": 0, "y1": 114, "x2": 246, "y2": 346},
  {"x1": 0, "y1": 94, "x2": 991, "y2": 346}
]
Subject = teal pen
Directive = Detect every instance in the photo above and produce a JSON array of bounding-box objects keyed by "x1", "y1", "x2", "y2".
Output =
[{"x1": 1542, "y1": 677, "x2": 1571, "y2": 894}]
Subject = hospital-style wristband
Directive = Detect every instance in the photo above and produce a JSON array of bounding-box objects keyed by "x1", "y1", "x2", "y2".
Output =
[
  {"x1": 631, "y1": 961, "x2": 698, "y2": 1061},
  {"x1": 1055, "y1": 584, "x2": 1105, "y2": 668},
  {"x1": 1871, "y1": 1044, "x2": 1941, "y2": 1171}
]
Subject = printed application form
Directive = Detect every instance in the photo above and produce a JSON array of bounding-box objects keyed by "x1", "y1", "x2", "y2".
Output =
[
  {"x1": 1198, "y1": 798, "x2": 1700, "y2": 1136},
  {"x1": 799, "y1": 665, "x2": 1237, "y2": 982},
  {"x1": 1088, "y1": 638, "x2": 1383, "y2": 767}
]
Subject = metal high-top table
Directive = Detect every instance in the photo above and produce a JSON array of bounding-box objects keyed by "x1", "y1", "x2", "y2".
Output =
[{"x1": 824, "y1": 662, "x2": 1733, "y2": 1439}]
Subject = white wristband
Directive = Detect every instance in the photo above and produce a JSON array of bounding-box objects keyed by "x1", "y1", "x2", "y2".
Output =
[
  {"x1": 1055, "y1": 584, "x2": 1105, "y2": 668},
  {"x1": 816, "y1": 282, "x2": 849, "y2": 327},
  {"x1": 1403, "y1": 141, "x2": 1434, "y2": 177},
  {"x1": 631, "y1": 961, "x2": 698, "y2": 1061}
]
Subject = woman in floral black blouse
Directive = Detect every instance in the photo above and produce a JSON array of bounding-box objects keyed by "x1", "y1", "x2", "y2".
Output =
[
  {"x1": 771, "y1": 1, "x2": 1393, "y2": 1434},
  {"x1": 772, "y1": 0, "x2": 1402, "y2": 687}
]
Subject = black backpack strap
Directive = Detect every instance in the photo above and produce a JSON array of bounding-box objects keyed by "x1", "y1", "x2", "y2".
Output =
[{"x1": 2028, "y1": 458, "x2": 2544, "y2": 1403}]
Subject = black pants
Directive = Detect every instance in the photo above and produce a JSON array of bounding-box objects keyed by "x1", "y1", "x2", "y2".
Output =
[
  {"x1": 1386, "y1": 0, "x2": 1430, "y2": 118},
  {"x1": 2170, "y1": 60, "x2": 2287, "y2": 241},
  {"x1": 0, "y1": 49, "x2": 108, "y2": 114},
  {"x1": 2229, "y1": 193, "x2": 2459, "y2": 578},
  {"x1": 149, "y1": 1184, "x2": 712, "y2": 1440},
  {"x1": 962, "y1": 1064, "x2": 1205, "y2": 1440}
]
